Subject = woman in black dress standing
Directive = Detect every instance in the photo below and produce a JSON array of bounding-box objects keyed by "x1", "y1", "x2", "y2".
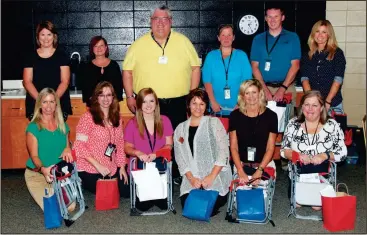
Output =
[
  {"x1": 81, "y1": 36, "x2": 123, "y2": 107},
  {"x1": 23, "y1": 21, "x2": 71, "y2": 121}
]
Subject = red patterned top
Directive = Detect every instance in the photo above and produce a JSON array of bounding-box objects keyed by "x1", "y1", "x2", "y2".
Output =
[{"x1": 73, "y1": 112, "x2": 126, "y2": 175}]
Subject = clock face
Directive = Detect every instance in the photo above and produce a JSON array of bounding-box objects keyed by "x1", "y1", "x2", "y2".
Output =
[{"x1": 239, "y1": 15, "x2": 259, "y2": 35}]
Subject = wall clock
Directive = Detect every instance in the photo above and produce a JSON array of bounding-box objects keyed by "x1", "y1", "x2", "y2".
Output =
[{"x1": 239, "y1": 14, "x2": 259, "y2": 35}]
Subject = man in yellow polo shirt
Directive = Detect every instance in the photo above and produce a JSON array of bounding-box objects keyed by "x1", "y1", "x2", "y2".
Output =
[{"x1": 123, "y1": 5, "x2": 201, "y2": 183}]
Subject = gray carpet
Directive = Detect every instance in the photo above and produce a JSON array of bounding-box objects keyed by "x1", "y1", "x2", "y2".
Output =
[{"x1": 1, "y1": 161, "x2": 366, "y2": 234}]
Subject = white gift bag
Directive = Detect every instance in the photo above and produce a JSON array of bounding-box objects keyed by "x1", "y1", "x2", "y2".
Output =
[
  {"x1": 266, "y1": 101, "x2": 287, "y2": 132},
  {"x1": 131, "y1": 162, "x2": 167, "y2": 202}
]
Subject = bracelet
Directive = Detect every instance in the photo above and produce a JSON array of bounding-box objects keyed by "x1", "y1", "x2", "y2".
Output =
[
  {"x1": 38, "y1": 166, "x2": 44, "y2": 172},
  {"x1": 257, "y1": 166, "x2": 264, "y2": 172},
  {"x1": 325, "y1": 100, "x2": 332, "y2": 105},
  {"x1": 281, "y1": 84, "x2": 288, "y2": 90},
  {"x1": 126, "y1": 95, "x2": 135, "y2": 99}
]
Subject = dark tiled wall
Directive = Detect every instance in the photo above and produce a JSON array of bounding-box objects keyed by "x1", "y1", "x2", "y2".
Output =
[{"x1": 2, "y1": 0, "x2": 325, "y2": 82}]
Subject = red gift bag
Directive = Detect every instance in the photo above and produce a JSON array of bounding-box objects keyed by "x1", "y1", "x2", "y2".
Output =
[
  {"x1": 95, "y1": 178, "x2": 120, "y2": 211},
  {"x1": 321, "y1": 183, "x2": 356, "y2": 232}
]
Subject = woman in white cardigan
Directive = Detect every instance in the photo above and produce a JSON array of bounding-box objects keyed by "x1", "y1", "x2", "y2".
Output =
[{"x1": 174, "y1": 88, "x2": 232, "y2": 216}]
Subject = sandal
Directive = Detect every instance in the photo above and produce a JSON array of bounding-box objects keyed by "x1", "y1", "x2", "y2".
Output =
[{"x1": 312, "y1": 206, "x2": 322, "y2": 211}]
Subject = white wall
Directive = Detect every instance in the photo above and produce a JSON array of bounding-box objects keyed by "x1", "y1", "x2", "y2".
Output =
[{"x1": 326, "y1": 1, "x2": 366, "y2": 126}]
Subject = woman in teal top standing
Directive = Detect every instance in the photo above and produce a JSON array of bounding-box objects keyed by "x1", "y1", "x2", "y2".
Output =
[
  {"x1": 24, "y1": 87, "x2": 74, "y2": 211},
  {"x1": 203, "y1": 24, "x2": 252, "y2": 116}
]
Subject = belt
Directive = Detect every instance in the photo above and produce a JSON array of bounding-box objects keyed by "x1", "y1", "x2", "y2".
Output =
[
  {"x1": 158, "y1": 95, "x2": 187, "y2": 104},
  {"x1": 265, "y1": 82, "x2": 283, "y2": 87},
  {"x1": 242, "y1": 162, "x2": 260, "y2": 168}
]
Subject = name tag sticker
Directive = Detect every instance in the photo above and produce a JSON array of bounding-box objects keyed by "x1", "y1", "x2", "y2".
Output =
[{"x1": 158, "y1": 56, "x2": 168, "y2": 64}]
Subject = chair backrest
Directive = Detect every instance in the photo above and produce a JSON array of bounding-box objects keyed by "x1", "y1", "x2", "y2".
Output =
[{"x1": 363, "y1": 115, "x2": 366, "y2": 146}]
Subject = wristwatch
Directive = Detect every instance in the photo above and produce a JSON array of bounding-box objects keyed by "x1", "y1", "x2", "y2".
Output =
[
  {"x1": 257, "y1": 166, "x2": 264, "y2": 172},
  {"x1": 325, "y1": 152, "x2": 331, "y2": 161},
  {"x1": 126, "y1": 95, "x2": 135, "y2": 99}
]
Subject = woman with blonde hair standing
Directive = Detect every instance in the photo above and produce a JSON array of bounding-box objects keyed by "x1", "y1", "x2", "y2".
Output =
[
  {"x1": 300, "y1": 20, "x2": 346, "y2": 114},
  {"x1": 229, "y1": 79, "x2": 278, "y2": 185},
  {"x1": 25, "y1": 87, "x2": 74, "y2": 210}
]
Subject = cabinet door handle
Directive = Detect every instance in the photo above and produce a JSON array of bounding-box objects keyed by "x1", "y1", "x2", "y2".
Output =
[{"x1": 11, "y1": 107, "x2": 23, "y2": 110}]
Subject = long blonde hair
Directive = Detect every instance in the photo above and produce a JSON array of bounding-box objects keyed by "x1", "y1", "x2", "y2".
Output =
[
  {"x1": 238, "y1": 79, "x2": 267, "y2": 114},
  {"x1": 307, "y1": 20, "x2": 338, "y2": 60},
  {"x1": 135, "y1": 88, "x2": 163, "y2": 138},
  {"x1": 31, "y1": 88, "x2": 66, "y2": 133}
]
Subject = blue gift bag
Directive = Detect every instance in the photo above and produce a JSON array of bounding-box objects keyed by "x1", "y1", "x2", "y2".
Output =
[
  {"x1": 43, "y1": 188, "x2": 62, "y2": 229},
  {"x1": 182, "y1": 189, "x2": 219, "y2": 222},
  {"x1": 236, "y1": 188, "x2": 265, "y2": 221}
]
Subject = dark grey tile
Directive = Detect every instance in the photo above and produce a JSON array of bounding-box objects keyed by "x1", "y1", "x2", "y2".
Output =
[
  {"x1": 135, "y1": 28, "x2": 150, "y2": 40},
  {"x1": 101, "y1": 12, "x2": 133, "y2": 28},
  {"x1": 193, "y1": 43, "x2": 201, "y2": 55},
  {"x1": 32, "y1": 1, "x2": 67, "y2": 13},
  {"x1": 65, "y1": 45, "x2": 90, "y2": 62},
  {"x1": 134, "y1": 1, "x2": 166, "y2": 11},
  {"x1": 34, "y1": 13, "x2": 68, "y2": 29},
  {"x1": 102, "y1": 29, "x2": 134, "y2": 44},
  {"x1": 108, "y1": 45, "x2": 129, "y2": 61},
  {"x1": 57, "y1": 29, "x2": 69, "y2": 45},
  {"x1": 68, "y1": 12, "x2": 100, "y2": 28},
  {"x1": 200, "y1": 11, "x2": 232, "y2": 27},
  {"x1": 134, "y1": 11, "x2": 151, "y2": 27},
  {"x1": 167, "y1": 1, "x2": 199, "y2": 10},
  {"x1": 173, "y1": 28, "x2": 199, "y2": 43},
  {"x1": 172, "y1": 11, "x2": 199, "y2": 27},
  {"x1": 67, "y1": 1, "x2": 100, "y2": 12},
  {"x1": 101, "y1": 1, "x2": 133, "y2": 11},
  {"x1": 200, "y1": 27, "x2": 218, "y2": 43},
  {"x1": 200, "y1": 1, "x2": 232, "y2": 10},
  {"x1": 68, "y1": 29, "x2": 101, "y2": 45},
  {"x1": 115, "y1": 60, "x2": 123, "y2": 71}
]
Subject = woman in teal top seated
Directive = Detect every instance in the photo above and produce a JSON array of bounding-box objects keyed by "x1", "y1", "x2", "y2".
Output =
[{"x1": 24, "y1": 87, "x2": 74, "y2": 211}]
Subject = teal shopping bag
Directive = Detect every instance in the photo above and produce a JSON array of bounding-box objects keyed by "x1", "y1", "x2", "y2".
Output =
[
  {"x1": 182, "y1": 189, "x2": 219, "y2": 222},
  {"x1": 43, "y1": 187, "x2": 62, "y2": 229}
]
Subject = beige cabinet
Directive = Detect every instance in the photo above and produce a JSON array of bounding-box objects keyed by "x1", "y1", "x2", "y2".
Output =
[{"x1": 1, "y1": 98, "x2": 134, "y2": 169}]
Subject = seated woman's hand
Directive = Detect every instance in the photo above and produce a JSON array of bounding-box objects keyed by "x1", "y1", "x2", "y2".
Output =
[
  {"x1": 300, "y1": 154, "x2": 311, "y2": 165},
  {"x1": 311, "y1": 153, "x2": 327, "y2": 165},
  {"x1": 237, "y1": 170, "x2": 249, "y2": 184},
  {"x1": 189, "y1": 176, "x2": 202, "y2": 189},
  {"x1": 41, "y1": 165, "x2": 55, "y2": 183},
  {"x1": 59, "y1": 147, "x2": 73, "y2": 163},
  {"x1": 95, "y1": 162, "x2": 111, "y2": 177},
  {"x1": 147, "y1": 153, "x2": 156, "y2": 162},
  {"x1": 119, "y1": 167, "x2": 128, "y2": 184},
  {"x1": 251, "y1": 169, "x2": 262, "y2": 186},
  {"x1": 136, "y1": 151, "x2": 149, "y2": 162},
  {"x1": 202, "y1": 174, "x2": 215, "y2": 189}
]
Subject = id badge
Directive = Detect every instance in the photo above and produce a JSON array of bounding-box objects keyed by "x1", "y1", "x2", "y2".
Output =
[
  {"x1": 247, "y1": 147, "x2": 256, "y2": 162},
  {"x1": 264, "y1": 61, "x2": 271, "y2": 71},
  {"x1": 158, "y1": 56, "x2": 168, "y2": 64},
  {"x1": 104, "y1": 143, "x2": 116, "y2": 159},
  {"x1": 224, "y1": 87, "x2": 231, "y2": 100}
]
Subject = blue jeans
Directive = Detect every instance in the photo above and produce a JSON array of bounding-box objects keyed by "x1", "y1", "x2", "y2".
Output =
[{"x1": 328, "y1": 102, "x2": 344, "y2": 115}]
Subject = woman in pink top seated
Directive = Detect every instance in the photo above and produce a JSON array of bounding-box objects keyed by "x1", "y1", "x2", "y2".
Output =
[
  {"x1": 73, "y1": 81, "x2": 129, "y2": 198},
  {"x1": 124, "y1": 87, "x2": 174, "y2": 211}
]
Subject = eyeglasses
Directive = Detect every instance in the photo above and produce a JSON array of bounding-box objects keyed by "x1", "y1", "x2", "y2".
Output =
[
  {"x1": 151, "y1": 17, "x2": 171, "y2": 23},
  {"x1": 98, "y1": 94, "x2": 113, "y2": 99}
]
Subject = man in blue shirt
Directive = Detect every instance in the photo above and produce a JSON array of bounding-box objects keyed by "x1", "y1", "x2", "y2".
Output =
[{"x1": 250, "y1": 5, "x2": 301, "y2": 105}]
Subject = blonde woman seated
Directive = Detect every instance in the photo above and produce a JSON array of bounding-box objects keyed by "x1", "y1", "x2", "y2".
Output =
[
  {"x1": 229, "y1": 79, "x2": 278, "y2": 185},
  {"x1": 280, "y1": 90, "x2": 347, "y2": 210},
  {"x1": 25, "y1": 88, "x2": 74, "y2": 211},
  {"x1": 73, "y1": 81, "x2": 129, "y2": 198},
  {"x1": 174, "y1": 88, "x2": 232, "y2": 216}
]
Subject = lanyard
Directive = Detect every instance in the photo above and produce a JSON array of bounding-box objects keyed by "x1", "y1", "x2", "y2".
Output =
[
  {"x1": 104, "y1": 120, "x2": 116, "y2": 144},
  {"x1": 143, "y1": 119, "x2": 156, "y2": 152},
  {"x1": 151, "y1": 31, "x2": 171, "y2": 56},
  {"x1": 220, "y1": 48, "x2": 233, "y2": 86},
  {"x1": 304, "y1": 122, "x2": 319, "y2": 146},
  {"x1": 265, "y1": 32, "x2": 281, "y2": 57}
]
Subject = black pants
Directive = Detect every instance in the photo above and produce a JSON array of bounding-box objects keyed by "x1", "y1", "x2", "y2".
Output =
[
  {"x1": 180, "y1": 192, "x2": 228, "y2": 217},
  {"x1": 158, "y1": 95, "x2": 188, "y2": 179},
  {"x1": 78, "y1": 167, "x2": 130, "y2": 198}
]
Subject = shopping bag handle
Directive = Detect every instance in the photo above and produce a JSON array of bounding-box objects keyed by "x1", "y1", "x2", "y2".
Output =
[{"x1": 337, "y1": 183, "x2": 349, "y2": 194}]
